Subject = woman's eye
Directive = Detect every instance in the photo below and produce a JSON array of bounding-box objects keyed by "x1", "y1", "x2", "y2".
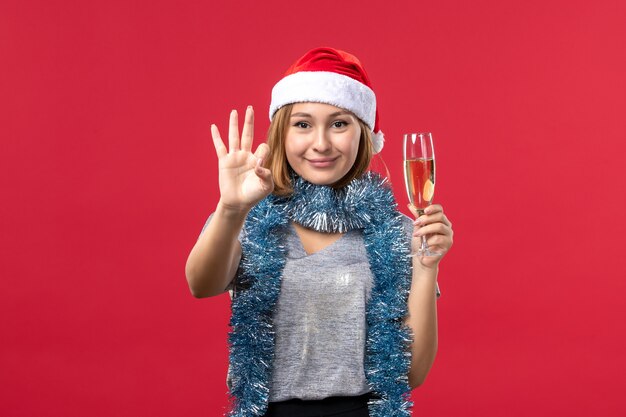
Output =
[
  {"x1": 294, "y1": 121, "x2": 310, "y2": 128},
  {"x1": 332, "y1": 121, "x2": 348, "y2": 128}
]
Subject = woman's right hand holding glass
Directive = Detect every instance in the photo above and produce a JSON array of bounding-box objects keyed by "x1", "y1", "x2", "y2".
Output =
[{"x1": 211, "y1": 106, "x2": 274, "y2": 213}]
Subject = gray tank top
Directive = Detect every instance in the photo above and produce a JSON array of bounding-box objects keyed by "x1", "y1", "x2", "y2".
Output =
[{"x1": 266, "y1": 224, "x2": 374, "y2": 401}]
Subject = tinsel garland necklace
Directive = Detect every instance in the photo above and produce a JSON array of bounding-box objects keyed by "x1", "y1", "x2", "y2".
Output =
[{"x1": 227, "y1": 172, "x2": 414, "y2": 417}]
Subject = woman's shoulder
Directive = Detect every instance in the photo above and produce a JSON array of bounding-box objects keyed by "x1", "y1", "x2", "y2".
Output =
[
  {"x1": 398, "y1": 211, "x2": 413, "y2": 232},
  {"x1": 398, "y1": 212, "x2": 413, "y2": 225}
]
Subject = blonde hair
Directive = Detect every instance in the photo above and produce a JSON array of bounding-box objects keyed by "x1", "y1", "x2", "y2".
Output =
[{"x1": 265, "y1": 104, "x2": 373, "y2": 196}]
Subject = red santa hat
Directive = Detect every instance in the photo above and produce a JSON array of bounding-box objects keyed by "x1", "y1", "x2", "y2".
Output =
[{"x1": 269, "y1": 47, "x2": 385, "y2": 154}]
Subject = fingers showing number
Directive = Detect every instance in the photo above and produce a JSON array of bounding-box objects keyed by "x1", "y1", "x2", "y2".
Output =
[
  {"x1": 253, "y1": 142, "x2": 269, "y2": 162},
  {"x1": 210, "y1": 106, "x2": 274, "y2": 211},
  {"x1": 212, "y1": 106, "x2": 255, "y2": 156},
  {"x1": 228, "y1": 109, "x2": 240, "y2": 154},
  {"x1": 240, "y1": 106, "x2": 254, "y2": 152},
  {"x1": 211, "y1": 124, "x2": 227, "y2": 158}
]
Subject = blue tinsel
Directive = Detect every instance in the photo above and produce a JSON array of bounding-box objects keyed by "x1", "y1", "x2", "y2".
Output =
[{"x1": 227, "y1": 172, "x2": 413, "y2": 416}]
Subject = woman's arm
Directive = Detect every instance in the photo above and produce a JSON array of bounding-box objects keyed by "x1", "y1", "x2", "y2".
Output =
[
  {"x1": 185, "y1": 106, "x2": 273, "y2": 298},
  {"x1": 405, "y1": 262, "x2": 439, "y2": 388},
  {"x1": 404, "y1": 204, "x2": 453, "y2": 389},
  {"x1": 185, "y1": 203, "x2": 246, "y2": 298}
]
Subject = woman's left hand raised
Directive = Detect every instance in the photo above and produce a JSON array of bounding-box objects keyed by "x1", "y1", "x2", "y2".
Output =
[{"x1": 408, "y1": 204, "x2": 454, "y2": 269}]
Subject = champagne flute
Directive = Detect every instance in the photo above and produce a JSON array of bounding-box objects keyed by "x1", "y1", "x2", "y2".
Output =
[{"x1": 403, "y1": 132, "x2": 441, "y2": 257}]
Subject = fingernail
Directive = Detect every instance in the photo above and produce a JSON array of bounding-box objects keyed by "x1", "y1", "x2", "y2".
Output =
[{"x1": 247, "y1": 105, "x2": 253, "y2": 110}]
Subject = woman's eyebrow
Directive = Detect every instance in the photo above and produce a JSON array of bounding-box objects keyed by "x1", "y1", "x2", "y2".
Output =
[{"x1": 290, "y1": 111, "x2": 351, "y2": 118}]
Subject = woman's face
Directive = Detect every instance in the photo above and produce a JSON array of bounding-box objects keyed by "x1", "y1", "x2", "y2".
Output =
[{"x1": 285, "y1": 102, "x2": 362, "y2": 186}]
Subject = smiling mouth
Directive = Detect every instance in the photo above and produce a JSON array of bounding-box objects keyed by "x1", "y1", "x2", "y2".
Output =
[{"x1": 307, "y1": 157, "x2": 339, "y2": 167}]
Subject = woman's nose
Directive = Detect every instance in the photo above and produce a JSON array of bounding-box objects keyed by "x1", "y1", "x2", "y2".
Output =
[{"x1": 313, "y1": 129, "x2": 331, "y2": 152}]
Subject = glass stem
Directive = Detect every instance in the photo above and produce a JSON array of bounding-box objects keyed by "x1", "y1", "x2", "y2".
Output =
[{"x1": 417, "y1": 208, "x2": 429, "y2": 253}]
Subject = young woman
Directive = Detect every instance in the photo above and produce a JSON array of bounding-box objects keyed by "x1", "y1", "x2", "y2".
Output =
[{"x1": 186, "y1": 47, "x2": 453, "y2": 417}]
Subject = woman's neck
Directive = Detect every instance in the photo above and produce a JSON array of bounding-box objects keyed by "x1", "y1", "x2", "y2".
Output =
[{"x1": 291, "y1": 222, "x2": 344, "y2": 256}]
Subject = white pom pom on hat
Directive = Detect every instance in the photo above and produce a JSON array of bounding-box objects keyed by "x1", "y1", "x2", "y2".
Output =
[{"x1": 270, "y1": 47, "x2": 385, "y2": 154}]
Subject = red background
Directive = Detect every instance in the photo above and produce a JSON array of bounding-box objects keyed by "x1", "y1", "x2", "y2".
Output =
[{"x1": 1, "y1": 1, "x2": 625, "y2": 416}]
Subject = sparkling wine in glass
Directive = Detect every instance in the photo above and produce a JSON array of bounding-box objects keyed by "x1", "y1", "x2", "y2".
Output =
[{"x1": 403, "y1": 132, "x2": 441, "y2": 256}]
